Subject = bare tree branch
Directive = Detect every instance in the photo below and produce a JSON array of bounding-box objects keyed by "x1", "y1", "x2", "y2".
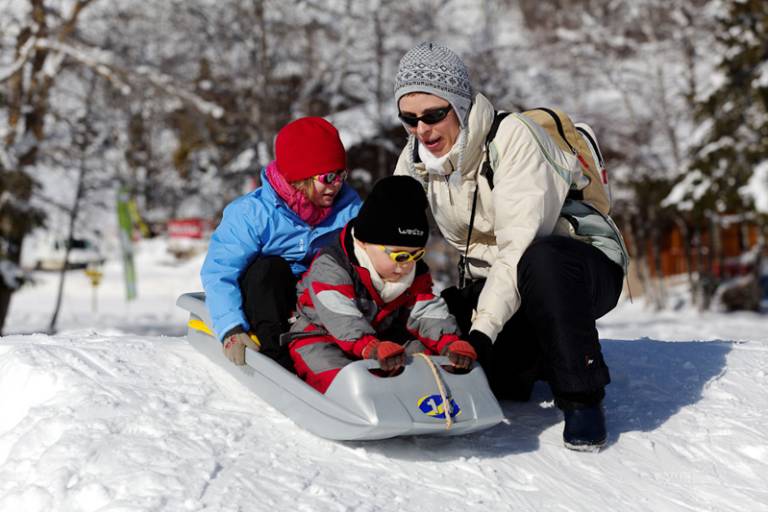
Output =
[
  {"x1": 0, "y1": 36, "x2": 36, "y2": 83},
  {"x1": 31, "y1": 38, "x2": 224, "y2": 118}
]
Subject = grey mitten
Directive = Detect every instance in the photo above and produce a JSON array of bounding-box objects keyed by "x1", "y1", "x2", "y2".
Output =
[{"x1": 222, "y1": 327, "x2": 261, "y2": 365}]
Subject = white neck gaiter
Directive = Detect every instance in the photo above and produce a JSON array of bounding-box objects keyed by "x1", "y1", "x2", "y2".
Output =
[
  {"x1": 352, "y1": 232, "x2": 415, "y2": 303},
  {"x1": 417, "y1": 129, "x2": 465, "y2": 175}
]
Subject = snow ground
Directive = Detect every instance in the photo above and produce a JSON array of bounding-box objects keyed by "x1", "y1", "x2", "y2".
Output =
[{"x1": 1, "y1": 238, "x2": 767, "y2": 511}]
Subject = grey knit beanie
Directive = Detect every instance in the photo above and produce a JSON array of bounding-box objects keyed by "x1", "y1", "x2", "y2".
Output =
[{"x1": 394, "y1": 42, "x2": 474, "y2": 128}]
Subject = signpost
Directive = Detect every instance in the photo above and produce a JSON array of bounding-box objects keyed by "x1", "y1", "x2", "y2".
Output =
[
  {"x1": 84, "y1": 264, "x2": 103, "y2": 312},
  {"x1": 116, "y1": 187, "x2": 137, "y2": 300}
]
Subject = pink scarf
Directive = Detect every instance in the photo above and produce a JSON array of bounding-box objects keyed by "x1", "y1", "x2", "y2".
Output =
[{"x1": 266, "y1": 160, "x2": 333, "y2": 226}]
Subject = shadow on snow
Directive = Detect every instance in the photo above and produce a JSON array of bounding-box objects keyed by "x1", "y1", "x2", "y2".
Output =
[{"x1": 349, "y1": 338, "x2": 732, "y2": 460}]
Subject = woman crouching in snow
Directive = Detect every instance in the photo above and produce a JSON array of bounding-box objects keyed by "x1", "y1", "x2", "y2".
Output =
[
  {"x1": 200, "y1": 117, "x2": 361, "y2": 370},
  {"x1": 288, "y1": 176, "x2": 476, "y2": 393}
]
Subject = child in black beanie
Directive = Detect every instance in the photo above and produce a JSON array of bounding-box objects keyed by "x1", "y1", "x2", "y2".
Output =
[{"x1": 288, "y1": 176, "x2": 477, "y2": 393}]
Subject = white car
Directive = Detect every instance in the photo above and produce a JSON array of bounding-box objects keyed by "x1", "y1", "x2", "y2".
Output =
[{"x1": 33, "y1": 238, "x2": 105, "y2": 271}]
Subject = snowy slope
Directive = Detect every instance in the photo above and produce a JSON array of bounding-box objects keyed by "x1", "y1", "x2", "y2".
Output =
[{"x1": 1, "y1": 240, "x2": 767, "y2": 511}]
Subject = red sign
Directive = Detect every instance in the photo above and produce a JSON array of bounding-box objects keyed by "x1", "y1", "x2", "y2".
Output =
[{"x1": 168, "y1": 218, "x2": 208, "y2": 239}]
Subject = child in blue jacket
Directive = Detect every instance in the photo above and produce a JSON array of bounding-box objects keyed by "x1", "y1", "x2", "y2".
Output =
[{"x1": 200, "y1": 117, "x2": 361, "y2": 369}]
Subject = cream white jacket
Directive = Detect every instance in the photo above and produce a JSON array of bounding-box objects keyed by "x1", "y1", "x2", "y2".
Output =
[{"x1": 394, "y1": 93, "x2": 580, "y2": 342}]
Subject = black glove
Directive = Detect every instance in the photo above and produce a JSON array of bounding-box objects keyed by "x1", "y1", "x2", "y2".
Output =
[
  {"x1": 467, "y1": 330, "x2": 493, "y2": 369},
  {"x1": 440, "y1": 286, "x2": 471, "y2": 335}
]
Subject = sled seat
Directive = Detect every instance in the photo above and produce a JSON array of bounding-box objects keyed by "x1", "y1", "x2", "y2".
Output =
[{"x1": 177, "y1": 292, "x2": 503, "y2": 441}]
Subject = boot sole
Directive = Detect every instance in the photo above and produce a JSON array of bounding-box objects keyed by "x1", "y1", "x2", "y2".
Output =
[{"x1": 564, "y1": 438, "x2": 606, "y2": 453}]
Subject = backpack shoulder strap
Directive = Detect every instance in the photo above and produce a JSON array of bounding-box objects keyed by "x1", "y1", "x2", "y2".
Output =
[
  {"x1": 530, "y1": 107, "x2": 577, "y2": 154},
  {"x1": 460, "y1": 110, "x2": 510, "y2": 287},
  {"x1": 481, "y1": 111, "x2": 511, "y2": 190}
]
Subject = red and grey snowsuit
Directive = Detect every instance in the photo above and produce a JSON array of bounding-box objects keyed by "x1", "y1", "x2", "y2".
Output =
[{"x1": 289, "y1": 225, "x2": 460, "y2": 393}]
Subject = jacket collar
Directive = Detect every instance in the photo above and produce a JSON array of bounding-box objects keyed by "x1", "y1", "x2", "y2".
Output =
[
  {"x1": 339, "y1": 223, "x2": 384, "y2": 305},
  {"x1": 460, "y1": 93, "x2": 495, "y2": 175}
]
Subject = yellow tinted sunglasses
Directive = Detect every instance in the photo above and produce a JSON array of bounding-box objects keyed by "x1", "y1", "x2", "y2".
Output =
[{"x1": 378, "y1": 246, "x2": 426, "y2": 263}]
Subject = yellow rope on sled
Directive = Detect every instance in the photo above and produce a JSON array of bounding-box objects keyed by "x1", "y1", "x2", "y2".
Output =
[{"x1": 415, "y1": 353, "x2": 453, "y2": 430}]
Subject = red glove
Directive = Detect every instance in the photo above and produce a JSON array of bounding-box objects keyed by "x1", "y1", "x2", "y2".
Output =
[
  {"x1": 362, "y1": 340, "x2": 406, "y2": 372},
  {"x1": 441, "y1": 340, "x2": 477, "y2": 370}
]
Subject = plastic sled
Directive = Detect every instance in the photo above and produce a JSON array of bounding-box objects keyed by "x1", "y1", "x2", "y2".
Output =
[{"x1": 177, "y1": 292, "x2": 504, "y2": 441}]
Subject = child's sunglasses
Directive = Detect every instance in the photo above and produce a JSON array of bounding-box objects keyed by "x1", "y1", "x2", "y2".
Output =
[
  {"x1": 378, "y1": 246, "x2": 426, "y2": 263},
  {"x1": 398, "y1": 106, "x2": 452, "y2": 127},
  {"x1": 314, "y1": 170, "x2": 348, "y2": 185}
]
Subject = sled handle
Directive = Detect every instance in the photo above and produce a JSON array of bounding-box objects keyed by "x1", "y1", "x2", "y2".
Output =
[{"x1": 352, "y1": 355, "x2": 457, "y2": 371}]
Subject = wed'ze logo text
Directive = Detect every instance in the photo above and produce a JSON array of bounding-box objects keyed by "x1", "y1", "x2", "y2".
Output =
[
  {"x1": 417, "y1": 394, "x2": 461, "y2": 419},
  {"x1": 398, "y1": 227, "x2": 425, "y2": 236}
]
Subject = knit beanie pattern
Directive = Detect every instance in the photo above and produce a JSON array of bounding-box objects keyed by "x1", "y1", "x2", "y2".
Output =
[
  {"x1": 394, "y1": 42, "x2": 473, "y2": 127},
  {"x1": 354, "y1": 176, "x2": 429, "y2": 248},
  {"x1": 275, "y1": 117, "x2": 346, "y2": 182}
]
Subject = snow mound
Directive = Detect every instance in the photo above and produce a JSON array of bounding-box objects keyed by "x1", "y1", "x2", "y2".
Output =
[{"x1": 1, "y1": 326, "x2": 767, "y2": 511}]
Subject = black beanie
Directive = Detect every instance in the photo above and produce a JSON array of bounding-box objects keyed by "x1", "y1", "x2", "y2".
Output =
[{"x1": 353, "y1": 176, "x2": 429, "y2": 247}]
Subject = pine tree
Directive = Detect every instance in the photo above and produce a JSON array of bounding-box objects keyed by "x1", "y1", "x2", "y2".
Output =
[{"x1": 688, "y1": 0, "x2": 768, "y2": 215}]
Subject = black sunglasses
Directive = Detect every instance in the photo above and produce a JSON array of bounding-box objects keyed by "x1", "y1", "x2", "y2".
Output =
[{"x1": 398, "y1": 105, "x2": 452, "y2": 127}]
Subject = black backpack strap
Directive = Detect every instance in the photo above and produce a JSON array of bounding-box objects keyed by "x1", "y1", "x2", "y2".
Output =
[
  {"x1": 459, "y1": 185, "x2": 480, "y2": 289},
  {"x1": 531, "y1": 107, "x2": 577, "y2": 154},
  {"x1": 530, "y1": 107, "x2": 586, "y2": 202},
  {"x1": 480, "y1": 111, "x2": 511, "y2": 190},
  {"x1": 576, "y1": 125, "x2": 605, "y2": 168},
  {"x1": 459, "y1": 111, "x2": 510, "y2": 287},
  {"x1": 412, "y1": 138, "x2": 422, "y2": 163}
]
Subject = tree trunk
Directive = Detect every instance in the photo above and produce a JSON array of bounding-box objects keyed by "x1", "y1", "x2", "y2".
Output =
[
  {"x1": 374, "y1": 10, "x2": 387, "y2": 180},
  {"x1": 0, "y1": 173, "x2": 36, "y2": 334},
  {"x1": 48, "y1": 78, "x2": 94, "y2": 333},
  {"x1": 674, "y1": 216, "x2": 696, "y2": 304},
  {"x1": 646, "y1": 213, "x2": 666, "y2": 310},
  {"x1": 0, "y1": 284, "x2": 12, "y2": 334},
  {"x1": 625, "y1": 216, "x2": 656, "y2": 307}
]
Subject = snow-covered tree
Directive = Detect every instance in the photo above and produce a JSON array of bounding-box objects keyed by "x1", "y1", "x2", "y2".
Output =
[
  {"x1": 4, "y1": 0, "x2": 761, "y2": 326},
  {"x1": 513, "y1": 0, "x2": 719, "y2": 308},
  {"x1": 0, "y1": 0, "x2": 97, "y2": 332},
  {"x1": 0, "y1": 0, "x2": 224, "y2": 333},
  {"x1": 663, "y1": 0, "x2": 768, "y2": 309},
  {"x1": 686, "y1": 0, "x2": 768, "y2": 216}
]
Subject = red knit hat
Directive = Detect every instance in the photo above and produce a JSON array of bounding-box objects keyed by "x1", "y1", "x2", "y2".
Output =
[{"x1": 274, "y1": 117, "x2": 347, "y2": 182}]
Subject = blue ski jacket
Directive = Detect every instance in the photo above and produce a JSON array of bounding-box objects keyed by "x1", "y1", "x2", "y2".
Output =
[{"x1": 200, "y1": 169, "x2": 361, "y2": 340}]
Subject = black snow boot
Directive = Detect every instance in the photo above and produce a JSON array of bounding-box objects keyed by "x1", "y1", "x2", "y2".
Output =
[
  {"x1": 561, "y1": 404, "x2": 606, "y2": 452},
  {"x1": 556, "y1": 390, "x2": 607, "y2": 452}
]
